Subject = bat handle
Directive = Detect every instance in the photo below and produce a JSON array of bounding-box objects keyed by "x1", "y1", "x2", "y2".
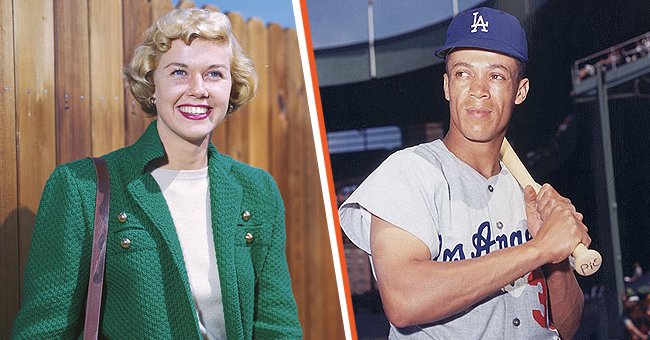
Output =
[
  {"x1": 572, "y1": 243, "x2": 602, "y2": 276},
  {"x1": 500, "y1": 137, "x2": 602, "y2": 276}
]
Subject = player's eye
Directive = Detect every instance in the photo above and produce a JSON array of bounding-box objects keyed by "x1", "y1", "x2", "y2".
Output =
[
  {"x1": 455, "y1": 70, "x2": 471, "y2": 78},
  {"x1": 490, "y1": 73, "x2": 506, "y2": 80}
]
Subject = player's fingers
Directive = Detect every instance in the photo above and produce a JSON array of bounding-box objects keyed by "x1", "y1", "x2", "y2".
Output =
[
  {"x1": 539, "y1": 184, "x2": 573, "y2": 204},
  {"x1": 524, "y1": 185, "x2": 537, "y2": 208},
  {"x1": 524, "y1": 185, "x2": 537, "y2": 201},
  {"x1": 578, "y1": 219, "x2": 588, "y2": 233},
  {"x1": 537, "y1": 194, "x2": 558, "y2": 217},
  {"x1": 574, "y1": 211, "x2": 584, "y2": 222}
]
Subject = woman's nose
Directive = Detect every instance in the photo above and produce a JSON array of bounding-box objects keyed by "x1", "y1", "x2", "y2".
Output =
[{"x1": 189, "y1": 74, "x2": 208, "y2": 98}]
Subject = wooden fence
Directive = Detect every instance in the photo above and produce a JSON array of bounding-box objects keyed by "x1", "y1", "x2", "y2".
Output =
[{"x1": 0, "y1": 0, "x2": 344, "y2": 338}]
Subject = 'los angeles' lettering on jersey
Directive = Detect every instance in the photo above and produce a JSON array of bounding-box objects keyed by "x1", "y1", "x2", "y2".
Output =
[{"x1": 436, "y1": 221, "x2": 533, "y2": 261}]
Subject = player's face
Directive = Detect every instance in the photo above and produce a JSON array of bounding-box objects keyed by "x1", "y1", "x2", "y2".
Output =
[{"x1": 443, "y1": 49, "x2": 529, "y2": 144}]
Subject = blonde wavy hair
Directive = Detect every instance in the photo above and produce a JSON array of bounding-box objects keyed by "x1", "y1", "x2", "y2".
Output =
[{"x1": 124, "y1": 8, "x2": 257, "y2": 116}]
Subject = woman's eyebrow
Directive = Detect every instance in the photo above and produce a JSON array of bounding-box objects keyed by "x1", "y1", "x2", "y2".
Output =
[{"x1": 163, "y1": 62, "x2": 189, "y2": 69}]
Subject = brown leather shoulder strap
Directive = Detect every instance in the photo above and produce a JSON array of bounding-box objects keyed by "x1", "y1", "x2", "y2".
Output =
[{"x1": 84, "y1": 157, "x2": 110, "y2": 340}]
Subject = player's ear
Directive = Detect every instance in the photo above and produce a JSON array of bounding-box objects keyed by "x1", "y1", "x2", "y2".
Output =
[
  {"x1": 443, "y1": 73, "x2": 450, "y2": 101},
  {"x1": 514, "y1": 77, "x2": 529, "y2": 105}
]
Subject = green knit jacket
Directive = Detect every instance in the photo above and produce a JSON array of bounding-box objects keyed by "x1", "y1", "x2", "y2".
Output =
[{"x1": 12, "y1": 121, "x2": 302, "y2": 339}]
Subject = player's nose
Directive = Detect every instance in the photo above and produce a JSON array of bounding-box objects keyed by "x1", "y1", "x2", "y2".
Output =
[{"x1": 469, "y1": 77, "x2": 490, "y2": 99}]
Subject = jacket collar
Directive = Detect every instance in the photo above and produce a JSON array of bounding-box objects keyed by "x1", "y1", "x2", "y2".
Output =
[{"x1": 127, "y1": 120, "x2": 233, "y2": 175}]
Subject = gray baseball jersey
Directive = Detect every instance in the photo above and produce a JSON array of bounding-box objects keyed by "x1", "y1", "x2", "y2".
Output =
[{"x1": 339, "y1": 140, "x2": 560, "y2": 339}]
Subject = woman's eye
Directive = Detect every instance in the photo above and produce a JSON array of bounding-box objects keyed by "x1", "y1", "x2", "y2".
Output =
[
  {"x1": 207, "y1": 70, "x2": 223, "y2": 78},
  {"x1": 171, "y1": 69, "x2": 187, "y2": 76}
]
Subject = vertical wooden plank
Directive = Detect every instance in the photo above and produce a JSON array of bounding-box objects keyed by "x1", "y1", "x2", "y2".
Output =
[
  {"x1": 151, "y1": 0, "x2": 173, "y2": 21},
  {"x1": 55, "y1": 0, "x2": 91, "y2": 163},
  {"x1": 244, "y1": 18, "x2": 270, "y2": 170},
  {"x1": 14, "y1": 0, "x2": 56, "y2": 296},
  {"x1": 285, "y1": 26, "x2": 345, "y2": 339},
  {"x1": 301, "y1": 35, "x2": 324, "y2": 336},
  {"x1": 268, "y1": 24, "x2": 289, "y2": 196},
  {"x1": 284, "y1": 25, "x2": 307, "y2": 335},
  {"x1": 89, "y1": 0, "x2": 125, "y2": 155},
  {"x1": 123, "y1": 0, "x2": 152, "y2": 145},
  {"x1": 224, "y1": 12, "x2": 249, "y2": 162},
  {"x1": 0, "y1": 0, "x2": 19, "y2": 336},
  {"x1": 296, "y1": 26, "x2": 343, "y2": 338}
]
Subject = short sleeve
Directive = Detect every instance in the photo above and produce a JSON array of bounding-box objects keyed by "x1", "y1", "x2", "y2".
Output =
[{"x1": 338, "y1": 149, "x2": 444, "y2": 259}]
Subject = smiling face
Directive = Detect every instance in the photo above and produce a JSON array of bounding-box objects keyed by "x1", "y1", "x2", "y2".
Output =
[
  {"x1": 443, "y1": 49, "x2": 529, "y2": 145},
  {"x1": 152, "y1": 38, "x2": 232, "y2": 148}
]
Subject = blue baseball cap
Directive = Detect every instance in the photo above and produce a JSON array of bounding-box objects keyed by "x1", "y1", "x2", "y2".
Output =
[{"x1": 434, "y1": 7, "x2": 528, "y2": 62}]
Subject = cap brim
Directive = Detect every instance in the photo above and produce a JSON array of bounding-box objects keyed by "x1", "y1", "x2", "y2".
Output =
[{"x1": 434, "y1": 37, "x2": 527, "y2": 62}]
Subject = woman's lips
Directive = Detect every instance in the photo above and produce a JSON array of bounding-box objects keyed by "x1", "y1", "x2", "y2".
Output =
[{"x1": 177, "y1": 105, "x2": 211, "y2": 120}]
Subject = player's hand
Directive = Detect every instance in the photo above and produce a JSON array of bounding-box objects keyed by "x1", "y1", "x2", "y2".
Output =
[
  {"x1": 529, "y1": 184, "x2": 591, "y2": 264},
  {"x1": 524, "y1": 185, "x2": 542, "y2": 237},
  {"x1": 537, "y1": 184, "x2": 585, "y2": 224}
]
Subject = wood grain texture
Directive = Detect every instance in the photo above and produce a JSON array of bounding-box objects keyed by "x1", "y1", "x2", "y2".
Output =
[
  {"x1": 0, "y1": 0, "x2": 19, "y2": 336},
  {"x1": 224, "y1": 12, "x2": 249, "y2": 163},
  {"x1": 291, "y1": 26, "x2": 343, "y2": 338},
  {"x1": 54, "y1": 0, "x2": 91, "y2": 163},
  {"x1": 245, "y1": 18, "x2": 270, "y2": 170},
  {"x1": 284, "y1": 26, "x2": 308, "y2": 335},
  {"x1": 14, "y1": 0, "x2": 56, "y2": 297},
  {"x1": 89, "y1": 0, "x2": 125, "y2": 155},
  {"x1": 122, "y1": 0, "x2": 152, "y2": 145},
  {"x1": 295, "y1": 25, "x2": 343, "y2": 337},
  {"x1": 151, "y1": 0, "x2": 173, "y2": 22},
  {"x1": 300, "y1": 39, "x2": 323, "y2": 338},
  {"x1": 268, "y1": 24, "x2": 289, "y2": 195}
]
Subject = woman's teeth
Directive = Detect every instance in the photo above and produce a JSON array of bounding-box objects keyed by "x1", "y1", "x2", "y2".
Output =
[{"x1": 179, "y1": 106, "x2": 208, "y2": 115}]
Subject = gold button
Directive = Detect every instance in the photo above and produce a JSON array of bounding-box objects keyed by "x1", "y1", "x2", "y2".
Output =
[
  {"x1": 245, "y1": 232, "x2": 254, "y2": 244},
  {"x1": 120, "y1": 238, "x2": 131, "y2": 249},
  {"x1": 242, "y1": 210, "x2": 251, "y2": 222},
  {"x1": 118, "y1": 212, "x2": 128, "y2": 223}
]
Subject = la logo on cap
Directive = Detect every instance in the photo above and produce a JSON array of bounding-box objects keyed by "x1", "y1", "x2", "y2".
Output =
[{"x1": 470, "y1": 11, "x2": 489, "y2": 33}]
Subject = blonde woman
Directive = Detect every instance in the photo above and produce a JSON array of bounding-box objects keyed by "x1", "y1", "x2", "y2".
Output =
[{"x1": 13, "y1": 8, "x2": 301, "y2": 339}]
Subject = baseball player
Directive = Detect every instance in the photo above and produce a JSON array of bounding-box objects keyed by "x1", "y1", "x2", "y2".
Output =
[{"x1": 339, "y1": 7, "x2": 589, "y2": 339}]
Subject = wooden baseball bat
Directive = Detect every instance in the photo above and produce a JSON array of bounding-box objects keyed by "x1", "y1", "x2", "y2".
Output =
[{"x1": 499, "y1": 137, "x2": 602, "y2": 276}]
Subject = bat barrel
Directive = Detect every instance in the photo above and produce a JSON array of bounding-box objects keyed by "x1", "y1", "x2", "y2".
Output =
[{"x1": 572, "y1": 244, "x2": 602, "y2": 276}]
